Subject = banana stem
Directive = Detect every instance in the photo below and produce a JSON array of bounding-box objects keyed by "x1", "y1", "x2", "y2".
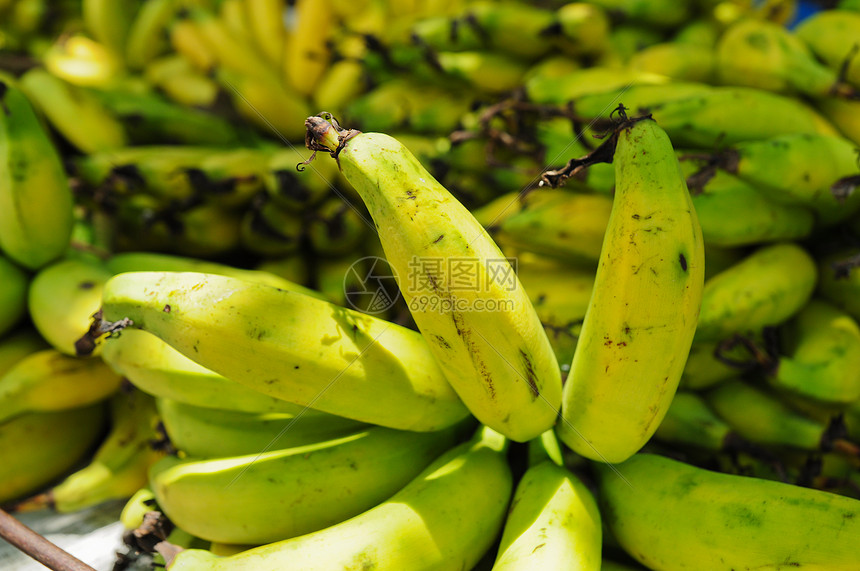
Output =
[{"x1": 0, "y1": 508, "x2": 96, "y2": 571}]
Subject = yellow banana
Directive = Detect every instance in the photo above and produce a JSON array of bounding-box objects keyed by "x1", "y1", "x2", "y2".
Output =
[
  {"x1": 245, "y1": 0, "x2": 286, "y2": 67},
  {"x1": 92, "y1": 270, "x2": 470, "y2": 431},
  {"x1": 164, "y1": 426, "x2": 512, "y2": 570},
  {"x1": 219, "y1": 0, "x2": 255, "y2": 50},
  {"x1": 695, "y1": 242, "x2": 817, "y2": 343},
  {"x1": 305, "y1": 115, "x2": 561, "y2": 442},
  {"x1": 283, "y1": 0, "x2": 333, "y2": 96},
  {"x1": 0, "y1": 404, "x2": 107, "y2": 505},
  {"x1": 119, "y1": 486, "x2": 156, "y2": 530},
  {"x1": 492, "y1": 460, "x2": 601, "y2": 570},
  {"x1": 149, "y1": 421, "x2": 470, "y2": 545},
  {"x1": 0, "y1": 254, "x2": 28, "y2": 337},
  {"x1": 311, "y1": 59, "x2": 369, "y2": 117},
  {"x1": 817, "y1": 248, "x2": 860, "y2": 321},
  {"x1": 41, "y1": 33, "x2": 123, "y2": 88},
  {"x1": 82, "y1": 0, "x2": 138, "y2": 58},
  {"x1": 168, "y1": 17, "x2": 217, "y2": 71},
  {"x1": 793, "y1": 9, "x2": 860, "y2": 90},
  {"x1": 628, "y1": 41, "x2": 717, "y2": 83},
  {"x1": 556, "y1": 115, "x2": 705, "y2": 464},
  {"x1": 0, "y1": 349, "x2": 122, "y2": 422},
  {"x1": 0, "y1": 74, "x2": 73, "y2": 270},
  {"x1": 595, "y1": 453, "x2": 860, "y2": 570},
  {"x1": 125, "y1": 0, "x2": 178, "y2": 70},
  {"x1": 156, "y1": 397, "x2": 367, "y2": 457}
]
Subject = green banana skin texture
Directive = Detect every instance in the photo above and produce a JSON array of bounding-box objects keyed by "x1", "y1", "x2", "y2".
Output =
[
  {"x1": 492, "y1": 461, "x2": 601, "y2": 570},
  {"x1": 166, "y1": 426, "x2": 512, "y2": 571},
  {"x1": 0, "y1": 404, "x2": 107, "y2": 505},
  {"x1": 100, "y1": 329, "x2": 308, "y2": 414},
  {"x1": 0, "y1": 75, "x2": 74, "y2": 270},
  {"x1": 156, "y1": 397, "x2": 367, "y2": 457},
  {"x1": 0, "y1": 327, "x2": 48, "y2": 378},
  {"x1": 557, "y1": 118, "x2": 705, "y2": 464},
  {"x1": 817, "y1": 249, "x2": 860, "y2": 322},
  {"x1": 307, "y1": 119, "x2": 560, "y2": 442},
  {"x1": 694, "y1": 242, "x2": 818, "y2": 343},
  {"x1": 98, "y1": 271, "x2": 470, "y2": 431},
  {"x1": 795, "y1": 10, "x2": 860, "y2": 89},
  {"x1": 0, "y1": 254, "x2": 28, "y2": 337},
  {"x1": 150, "y1": 421, "x2": 470, "y2": 545},
  {"x1": 595, "y1": 453, "x2": 860, "y2": 570},
  {"x1": 653, "y1": 390, "x2": 736, "y2": 451},
  {"x1": 0, "y1": 349, "x2": 122, "y2": 423}
]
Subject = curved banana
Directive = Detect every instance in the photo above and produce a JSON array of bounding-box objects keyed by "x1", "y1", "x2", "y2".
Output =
[
  {"x1": 0, "y1": 349, "x2": 122, "y2": 422},
  {"x1": 792, "y1": 9, "x2": 860, "y2": 90},
  {"x1": 144, "y1": 54, "x2": 220, "y2": 108},
  {"x1": 150, "y1": 421, "x2": 469, "y2": 544},
  {"x1": 694, "y1": 242, "x2": 817, "y2": 343},
  {"x1": 156, "y1": 397, "x2": 366, "y2": 457},
  {"x1": 628, "y1": 42, "x2": 716, "y2": 83},
  {"x1": 0, "y1": 327, "x2": 48, "y2": 378},
  {"x1": 461, "y1": 1, "x2": 557, "y2": 60},
  {"x1": 817, "y1": 248, "x2": 860, "y2": 321},
  {"x1": 815, "y1": 97, "x2": 860, "y2": 146},
  {"x1": 492, "y1": 460, "x2": 601, "y2": 570},
  {"x1": 164, "y1": 426, "x2": 512, "y2": 570},
  {"x1": 0, "y1": 254, "x2": 28, "y2": 337},
  {"x1": 0, "y1": 74, "x2": 74, "y2": 270},
  {"x1": 93, "y1": 271, "x2": 470, "y2": 431},
  {"x1": 585, "y1": 0, "x2": 694, "y2": 30},
  {"x1": 119, "y1": 486, "x2": 156, "y2": 530},
  {"x1": 554, "y1": 2, "x2": 611, "y2": 58},
  {"x1": 524, "y1": 65, "x2": 670, "y2": 105},
  {"x1": 124, "y1": 0, "x2": 178, "y2": 70},
  {"x1": 243, "y1": 0, "x2": 286, "y2": 67},
  {"x1": 595, "y1": 453, "x2": 860, "y2": 570},
  {"x1": 435, "y1": 50, "x2": 528, "y2": 94},
  {"x1": 556, "y1": 116, "x2": 705, "y2": 464},
  {"x1": 283, "y1": 0, "x2": 332, "y2": 96},
  {"x1": 678, "y1": 341, "x2": 744, "y2": 390},
  {"x1": 28, "y1": 254, "x2": 113, "y2": 356},
  {"x1": 305, "y1": 115, "x2": 560, "y2": 442},
  {"x1": 653, "y1": 390, "x2": 739, "y2": 451},
  {"x1": 0, "y1": 404, "x2": 107, "y2": 505},
  {"x1": 82, "y1": 0, "x2": 138, "y2": 58}
]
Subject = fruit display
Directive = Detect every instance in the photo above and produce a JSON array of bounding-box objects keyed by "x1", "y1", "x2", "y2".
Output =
[{"x1": 1, "y1": 0, "x2": 860, "y2": 570}]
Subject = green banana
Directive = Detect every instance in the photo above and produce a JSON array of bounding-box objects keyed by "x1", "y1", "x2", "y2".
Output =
[
  {"x1": 599, "y1": 23, "x2": 664, "y2": 65},
  {"x1": 628, "y1": 42, "x2": 717, "y2": 83},
  {"x1": 595, "y1": 453, "x2": 860, "y2": 569},
  {"x1": 492, "y1": 460, "x2": 601, "y2": 570},
  {"x1": 306, "y1": 197, "x2": 369, "y2": 257},
  {"x1": 305, "y1": 114, "x2": 560, "y2": 442},
  {"x1": 553, "y1": 2, "x2": 611, "y2": 58},
  {"x1": 524, "y1": 65, "x2": 670, "y2": 105},
  {"x1": 0, "y1": 254, "x2": 28, "y2": 337},
  {"x1": 156, "y1": 397, "x2": 367, "y2": 457},
  {"x1": 795, "y1": 10, "x2": 860, "y2": 90},
  {"x1": 263, "y1": 146, "x2": 339, "y2": 211},
  {"x1": 0, "y1": 326, "x2": 48, "y2": 378},
  {"x1": 817, "y1": 248, "x2": 860, "y2": 321},
  {"x1": 125, "y1": 0, "x2": 178, "y2": 70},
  {"x1": 434, "y1": 50, "x2": 528, "y2": 93},
  {"x1": 82, "y1": 0, "x2": 138, "y2": 58},
  {"x1": 143, "y1": 54, "x2": 220, "y2": 108},
  {"x1": 461, "y1": 1, "x2": 558, "y2": 60},
  {"x1": 653, "y1": 390, "x2": 741, "y2": 452},
  {"x1": 239, "y1": 194, "x2": 305, "y2": 258},
  {"x1": 694, "y1": 242, "x2": 817, "y2": 343},
  {"x1": 0, "y1": 404, "x2": 107, "y2": 505},
  {"x1": 94, "y1": 271, "x2": 470, "y2": 431},
  {"x1": 18, "y1": 388, "x2": 164, "y2": 513},
  {"x1": 150, "y1": 421, "x2": 470, "y2": 545},
  {"x1": 0, "y1": 349, "x2": 122, "y2": 422},
  {"x1": 164, "y1": 426, "x2": 512, "y2": 570},
  {"x1": 678, "y1": 341, "x2": 745, "y2": 390},
  {"x1": 28, "y1": 255, "x2": 113, "y2": 356},
  {"x1": 0, "y1": 74, "x2": 74, "y2": 270},
  {"x1": 815, "y1": 96, "x2": 860, "y2": 146},
  {"x1": 585, "y1": 0, "x2": 694, "y2": 29},
  {"x1": 556, "y1": 116, "x2": 705, "y2": 464},
  {"x1": 119, "y1": 486, "x2": 157, "y2": 530}
]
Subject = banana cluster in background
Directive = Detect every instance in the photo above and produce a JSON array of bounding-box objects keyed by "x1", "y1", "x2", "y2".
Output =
[{"x1": 1, "y1": 0, "x2": 860, "y2": 569}]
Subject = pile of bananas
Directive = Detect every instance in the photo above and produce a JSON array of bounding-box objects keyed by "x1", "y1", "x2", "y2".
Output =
[{"x1": 2, "y1": 0, "x2": 860, "y2": 569}]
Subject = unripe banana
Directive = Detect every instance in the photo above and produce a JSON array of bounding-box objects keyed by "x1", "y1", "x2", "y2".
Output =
[
  {"x1": 306, "y1": 197, "x2": 369, "y2": 257},
  {"x1": 628, "y1": 42, "x2": 717, "y2": 83},
  {"x1": 0, "y1": 254, "x2": 28, "y2": 337},
  {"x1": 792, "y1": 10, "x2": 860, "y2": 90},
  {"x1": 0, "y1": 75, "x2": 73, "y2": 270},
  {"x1": 238, "y1": 195, "x2": 305, "y2": 258},
  {"x1": 305, "y1": 115, "x2": 560, "y2": 442},
  {"x1": 653, "y1": 390, "x2": 739, "y2": 451},
  {"x1": 150, "y1": 422, "x2": 469, "y2": 545},
  {"x1": 82, "y1": 0, "x2": 137, "y2": 58},
  {"x1": 694, "y1": 242, "x2": 817, "y2": 343},
  {"x1": 524, "y1": 65, "x2": 669, "y2": 105},
  {"x1": 435, "y1": 50, "x2": 528, "y2": 93},
  {"x1": 678, "y1": 341, "x2": 744, "y2": 390},
  {"x1": 556, "y1": 116, "x2": 705, "y2": 464},
  {"x1": 144, "y1": 55, "x2": 220, "y2": 108},
  {"x1": 817, "y1": 248, "x2": 860, "y2": 321},
  {"x1": 0, "y1": 327, "x2": 48, "y2": 378},
  {"x1": 815, "y1": 96, "x2": 860, "y2": 146},
  {"x1": 119, "y1": 486, "x2": 156, "y2": 530},
  {"x1": 94, "y1": 271, "x2": 470, "y2": 431},
  {"x1": 164, "y1": 426, "x2": 512, "y2": 570},
  {"x1": 595, "y1": 453, "x2": 860, "y2": 570},
  {"x1": 492, "y1": 461, "x2": 601, "y2": 570},
  {"x1": 553, "y1": 3, "x2": 611, "y2": 58},
  {"x1": 586, "y1": 0, "x2": 694, "y2": 30},
  {"x1": 125, "y1": 0, "x2": 178, "y2": 70},
  {"x1": 264, "y1": 146, "x2": 339, "y2": 212},
  {"x1": 156, "y1": 397, "x2": 367, "y2": 457},
  {"x1": 461, "y1": 1, "x2": 558, "y2": 60},
  {"x1": 0, "y1": 349, "x2": 122, "y2": 422}
]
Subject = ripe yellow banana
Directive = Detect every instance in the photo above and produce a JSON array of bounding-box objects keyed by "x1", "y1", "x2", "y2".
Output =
[
  {"x1": 0, "y1": 74, "x2": 73, "y2": 270},
  {"x1": 694, "y1": 242, "x2": 817, "y2": 343},
  {"x1": 595, "y1": 453, "x2": 860, "y2": 570},
  {"x1": 164, "y1": 426, "x2": 512, "y2": 570},
  {"x1": 493, "y1": 460, "x2": 601, "y2": 570},
  {"x1": 156, "y1": 397, "x2": 367, "y2": 457},
  {"x1": 0, "y1": 254, "x2": 28, "y2": 337},
  {"x1": 149, "y1": 421, "x2": 469, "y2": 544},
  {"x1": 0, "y1": 349, "x2": 122, "y2": 422},
  {"x1": 93, "y1": 270, "x2": 470, "y2": 431},
  {"x1": 305, "y1": 114, "x2": 560, "y2": 442},
  {"x1": 556, "y1": 116, "x2": 705, "y2": 464}
]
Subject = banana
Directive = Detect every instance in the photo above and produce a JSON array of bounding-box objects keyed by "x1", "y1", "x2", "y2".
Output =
[
  {"x1": 461, "y1": 1, "x2": 557, "y2": 60},
  {"x1": 0, "y1": 349, "x2": 122, "y2": 422},
  {"x1": 243, "y1": 0, "x2": 286, "y2": 67},
  {"x1": 238, "y1": 194, "x2": 305, "y2": 258},
  {"x1": 0, "y1": 404, "x2": 107, "y2": 505},
  {"x1": 553, "y1": 2, "x2": 611, "y2": 58},
  {"x1": 255, "y1": 255, "x2": 311, "y2": 289},
  {"x1": 765, "y1": 298, "x2": 860, "y2": 404},
  {"x1": 156, "y1": 397, "x2": 367, "y2": 457},
  {"x1": 305, "y1": 114, "x2": 560, "y2": 442},
  {"x1": 100, "y1": 328, "x2": 307, "y2": 414},
  {"x1": 149, "y1": 421, "x2": 470, "y2": 544},
  {"x1": 82, "y1": 0, "x2": 138, "y2": 58},
  {"x1": 0, "y1": 254, "x2": 28, "y2": 337},
  {"x1": 599, "y1": 23, "x2": 665, "y2": 66},
  {"x1": 628, "y1": 42, "x2": 717, "y2": 83},
  {"x1": 144, "y1": 54, "x2": 220, "y2": 108},
  {"x1": 793, "y1": 10, "x2": 860, "y2": 90},
  {"x1": 595, "y1": 453, "x2": 860, "y2": 570},
  {"x1": 524, "y1": 65, "x2": 670, "y2": 105},
  {"x1": 119, "y1": 486, "x2": 156, "y2": 530},
  {"x1": 678, "y1": 341, "x2": 744, "y2": 390},
  {"x1": 716, "y1": 17, "x2": 855, "y2": 98},
  {"x1": 717, "y1": 133, "x2": 860, "y2": 227},
  {"x1": 306, "y1": 197, "x2": 369, "y2": 257},
  {"x1": 41, "y1": 33, "x2": 123, "y2": 88},
  {"x1": 672, "y1": 18, "x2": 722, "y2": 49},
  {"x1": 586, "y1": 0, "x2": 694, "y2": 30},
  {"x1": 0, "y1": 74, "x2": 74, "y2": 270},
  {"x1": 283, "y1": 0, "x2": 332, "y2": 96},
  {"x1": 408, "y1": 14, "x2": 484, "y2": 53},
  {"x1": 125, "y1": 0, "x2": 178, "y2": 70},
  {"x1": 163, "y1": 426, "x2": 512, "y2": 570},
  {"x1": 817, "y1": 248, "x2": 860, "y2": 321},
  {"x1": 0, "y1": 327, "x2": 48, "y2": 378},
  {"x1": 311, "y1": 59, "x2": 369, "y2": 117},
  {"x1": 555, "y1": 116, "x2": 705, "y2": 464},
  {"x1": 815, "y1": 96, "x2": 860, "y2": 146},
  {"x1": 435, "y1": 50, "x2": 528, "y2": 93},
  {"x1": 92, "y1": 270, "x2": 470, "y2": 431},
  {"x1": 492, "y1": 460, "x2": 601, "y2": 570},
  {"x1": 168, "y1": 16, "x2": 217, "y2": 71},
  {"x1": 263, "y1": 146, "x2": 339, "y2": 211},
  {"x1": 17, "y1": 388, "x2": 163, "y2": 513},
  {"x1": 653, "y1": 390, "x2": 741, "y2": 451},
  {"x1": 694, "y1": 242, "x2": 817, "y2": 343},
  {"x1": 28, "y1": 254, "x2": 113, "y2": 356}
]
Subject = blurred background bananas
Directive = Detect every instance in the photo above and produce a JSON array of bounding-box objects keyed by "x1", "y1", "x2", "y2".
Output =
[{"x1": 1, "y1": 0, "x2": 860, "y2": 570}]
